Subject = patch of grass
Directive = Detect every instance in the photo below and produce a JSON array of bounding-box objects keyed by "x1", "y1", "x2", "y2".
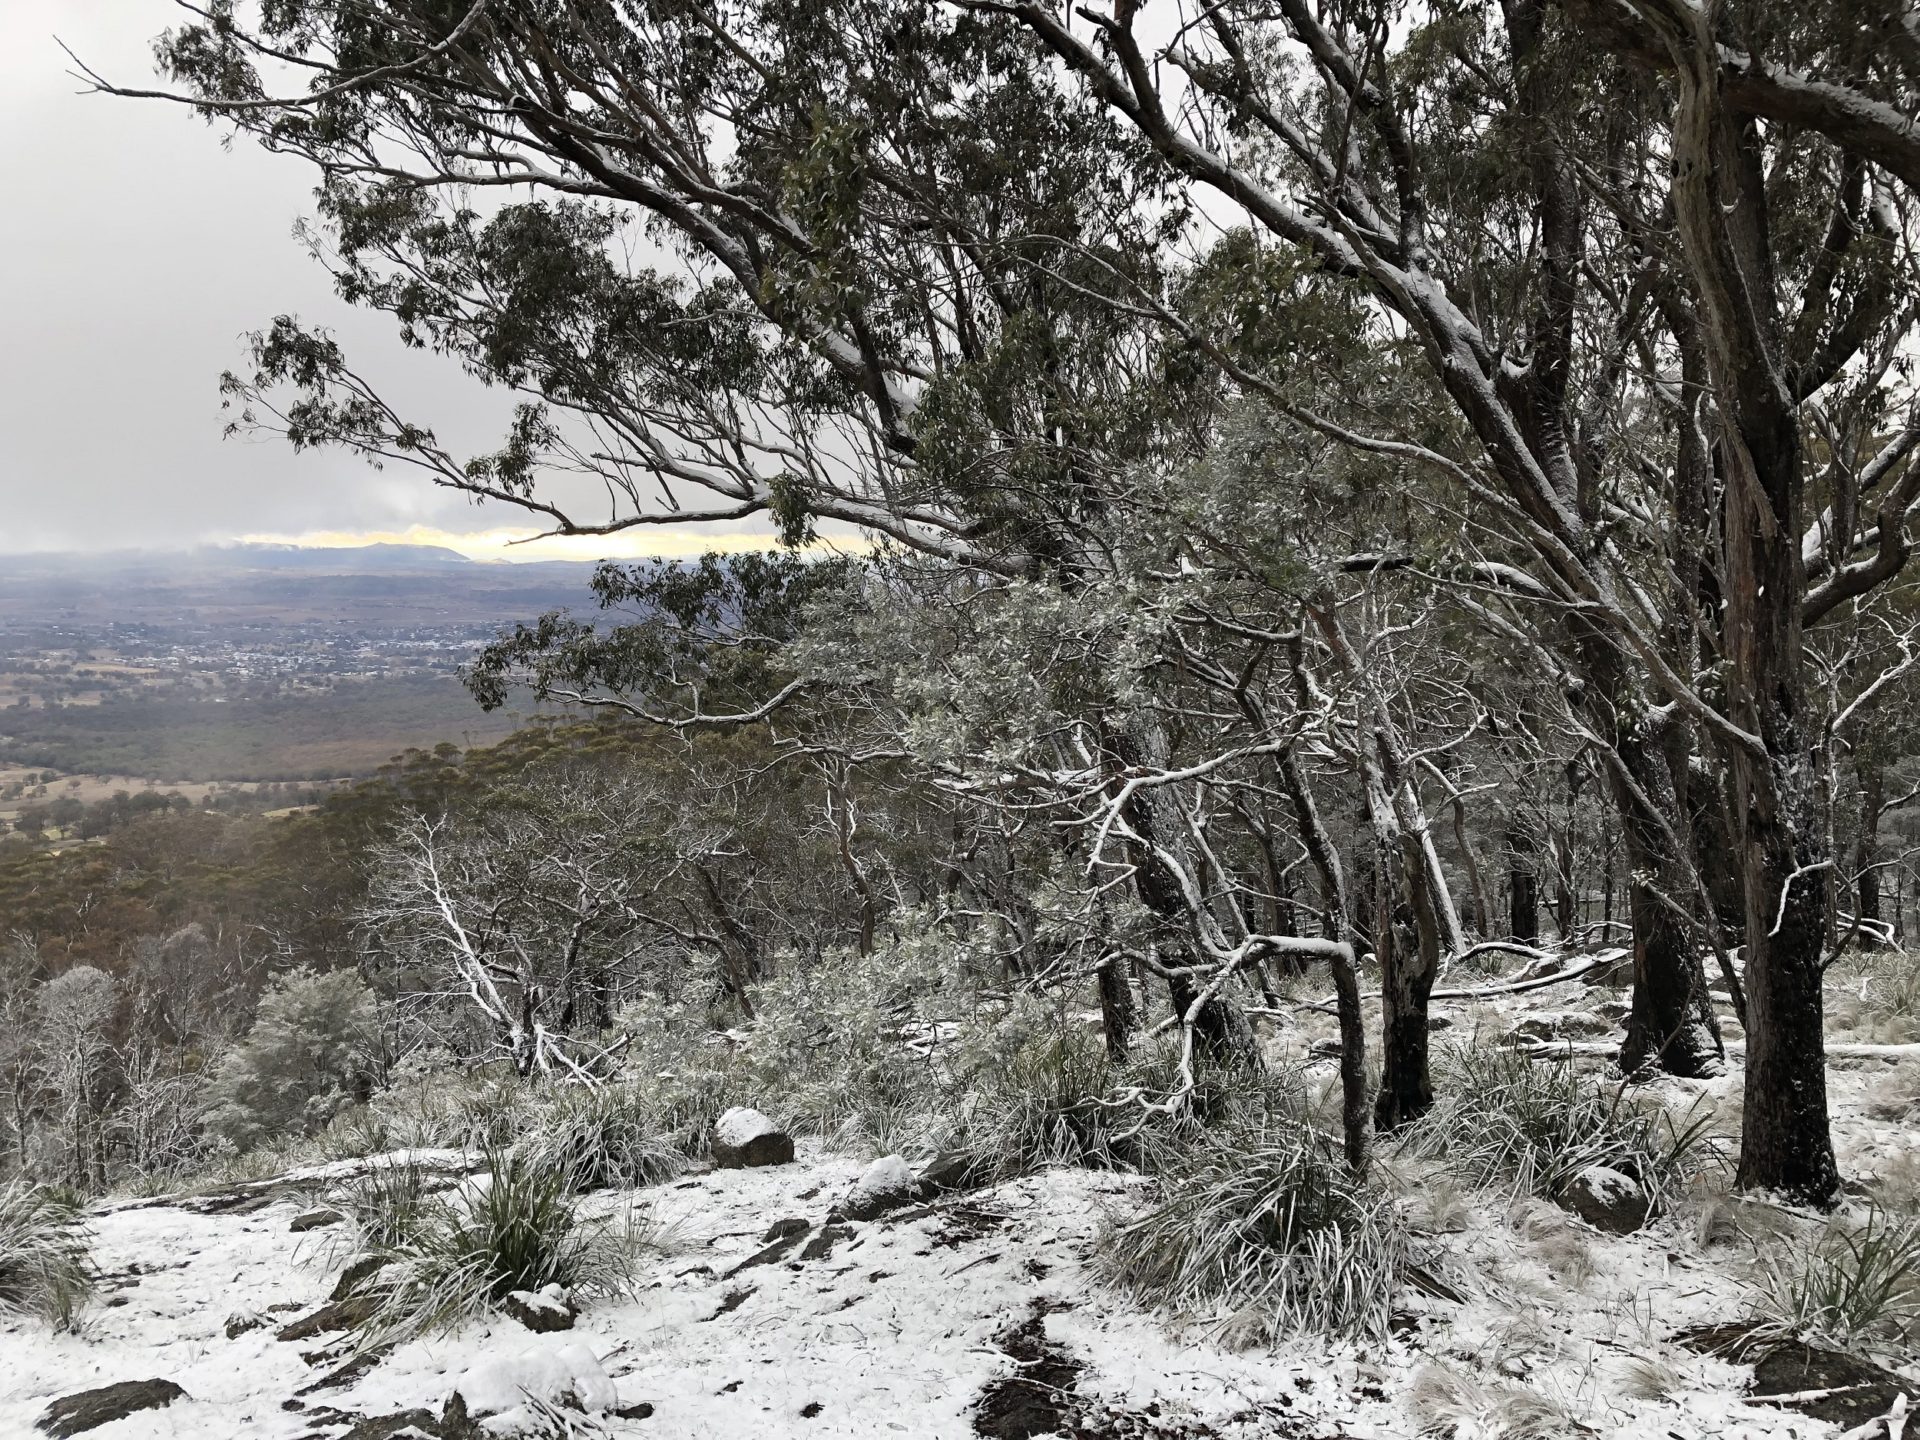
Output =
[
  {"x1": 347, "y1": 1150, "x2": 654, "y2": 1343},
  {"x1": 1409, "y1": 1364, "x2": 1585, "y2": 1439},
  {"x1": 1401, "y1": 1046, "x2": 1716, "y2": 1212},
  {"x1": 1096, "y1": 1124, "x2": 1408, "y2": 1341},
  {"x1": 1750, "y1": 1206, "x2": 1920, "y2": 1356},
  {"x1": 517, "y1": 1085, "x2": 683, "y2": 1192},
  {"x1": 338, "y1": 1162, "x2": 435, "y2": 1252},
  {"x1": 0, "y1": 1181, "x2": 95, "y2": 1330},
  {"x1": 1827, "y1": 948, "x2": 1920, "y2": 1045}
]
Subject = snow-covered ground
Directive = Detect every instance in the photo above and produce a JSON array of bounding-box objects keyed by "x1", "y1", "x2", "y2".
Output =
[{"x1": 5, "y1": 967, "x2": 1917, "y2": 1439}]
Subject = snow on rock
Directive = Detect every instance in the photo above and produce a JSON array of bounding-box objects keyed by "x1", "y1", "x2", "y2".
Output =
[
  {"x1": 711, "y1": 1107, "x2": 794, "y2": 1168},
  {"x1": 443, "y1": 1340, "x2": 615, "y2": 1435},
  {"x1": 35, "y1": 1378, "x2": 187, "y2": 1438},
  {"x1": 1558, "y1": 1163, "x2": 1651, "y2": 1233},
  {"x1": 842, "y1": 1153, "x2": 920, "y2": 1220},
  {"x1": 500, "y1": 1284, "x2": 576, "y2": 1333}
]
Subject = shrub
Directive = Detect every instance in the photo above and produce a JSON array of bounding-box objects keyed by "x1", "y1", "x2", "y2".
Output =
[
  {"x1": 516, "y1": 1085, "x2": 682, "y2": 1192},
  {"x1": 204, "y1": 969, "x2": 380, "y2": 1153},
  {"x1": 1096, "y1": 1124, "x2": 1409, "y2": 1340},
  {"x1": 1751, "y1": 1206, "x2": 1920, "y2": 1355},
  {"x1": 1401, "y1": 1046, "x2": 1715, "y2": 1211},
  {"x1": 0, "y1": 1181, "x2": 95, "y2": 1329},
  {"x1": 347, "y1": 1150, "x2": 651, "y2": 1342}
]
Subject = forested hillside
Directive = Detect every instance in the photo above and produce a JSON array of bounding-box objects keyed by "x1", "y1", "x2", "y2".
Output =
[{"x1": 8, "y1": 1, "x2": 1920, "y2": 1436}]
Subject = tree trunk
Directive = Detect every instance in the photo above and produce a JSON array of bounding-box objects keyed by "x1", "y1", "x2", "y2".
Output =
[
  {"x1": 1106, "y1": 717, "x2": 1256, "y2": 1065},
  {"x1": 1661, "y1": 35, "x2": 1838, "y2": 1204},
  {"x1": 1096, "y1": 952, "x2": 1137, "y2": 1061},
  {"x1": 1611, "y1": 722, "x2": 1724, "y2": 1078},
  {"x1": 1507, "y1": 817, "x2": 1540, "y2": 942}
]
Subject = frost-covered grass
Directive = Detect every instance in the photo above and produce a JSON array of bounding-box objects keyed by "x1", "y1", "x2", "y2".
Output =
[
  {"x1": 0, "y1": 1181, "x2": 95, "y2": 1330},
  {"x1": 1827, "y1": 946, "x2": 1920, "y2": 1045},
  {"x1": 343, "y1": 1150, "x2": 656, "y2": 1344},
  {"x1": 1749, "y1": 1205, "x2": 1920, "y2": 1357},
  {"x1": 1096, "y1": 1122, "x2": 1408, "y2": 1341},
  {"x1": 1400, "y1": 1046, "x2": 1717, "y2": 1210},
  {"x1": 515, "y1": 1084, "x2": 684, "y2": 1192}
]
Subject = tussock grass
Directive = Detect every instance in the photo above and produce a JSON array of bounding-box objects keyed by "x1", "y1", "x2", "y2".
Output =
[
  {"x1": 338, "y1": 1161, "x2": 435, "y2": 1252},
  {"x1": 1096, "y1": 1123, "x2": 1408, "y2": 1340},
  {"x1": 0, "y1": 1181, "x2": 95, "y2": 1330},
  {"x1": 1827, "y1": 948, "x2": 1920, "y2": 1045},
  {"x1": 1750, "y1": 1206, "x2": 1920, "y2": 1355},
  {"x1": 1401, "y1": 1046, "x2": 1716, "y2": 1211},
  {"x1": 1409, "y1": 1364, "x2": 1584, "y2": 1439},
  {"x1": 516, "y1": 1085, "x2": 682, "y2": 1192},
  {"x1": 344, "y1": 1151, "x2": 656, "y2": 1343}
]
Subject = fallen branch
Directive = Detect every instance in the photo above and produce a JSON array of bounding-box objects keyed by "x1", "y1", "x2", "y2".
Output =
[{"x1": 1308, "y1": 948, "x2": 1625, "y2": 1011}]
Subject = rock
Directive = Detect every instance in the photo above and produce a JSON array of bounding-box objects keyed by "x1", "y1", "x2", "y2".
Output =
[
  {"x1": 842, "y1": 1154, "x2": 922, "y2": 1221},
  {"x1": 1557, "y1": 1164, "x2": 1651, "y2": 1233},
  {"x1": 331, "y1": 1255, "x2": 389, "y2": 1302},
  {"x1": 441, "y1": 1342, "x2": 616, "y2": 1437},
  {"x1": 501, "y1": 1284, "x2": 577, "y2": 1333},
  {"x1": 36, "y1": 1379, "x2": 188, "y2": 1437},
  {"x1": 224, "y1": 1310, "x2": 268, "y2": 1339},
  {"x1": 335, "y1": 1409, "x2": 440, "y2": 1440},
  {"x1": 799, "y1": 1222, "x2": 852, "y2": 1262},
  {"x1": 711, "y1": 1108, "x2": 794, "y2": 1168},
  {"x1": 276, "y1": 1294, "x2": 377, "y2": 1342},
  {"x1": 614, "y1": 1402, "x2": 655, "y2": 1420},
  {"x1": 1749, "y1": 1342, "x2": 1908, "y2": 1429},
  {"x1": 291, "y1": 1207, "x2": 344, "y2": 1233},
  {"x1": 1307, "y1": 1038, "x2": 1344, "y2": 1060},
  {"x1": 1427, "y1": 1014, "x2": 1454, "y2": 1032},
  {"x1": 916, "y1": 1150, "x2": 984, "y2": 1196},
  {"x1": 724, "y1": 1219, "x2": 813, "y2": 1277}
]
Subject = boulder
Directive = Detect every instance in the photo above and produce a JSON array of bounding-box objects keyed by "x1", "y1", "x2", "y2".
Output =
[
  {"x1": 842, "y1": 1154, "x2": 922, "y2": 1221},
  {"x1": 1557, "y1": 1164, "x2": 1650, "y2": 1233},
  {"x1": 501, "y1": 1284, "x2": 577, "y2": 1333},
  {"x1": 441, "y1": 1342, "x2": 616, "y2": 1437},
  {"x1": 36, "y1": 1379, "x2": 187, "y2": 1437},
  {"x1": 290, "y1": 1207, "x2": 344, "y2": 1233},
  {"x1": 711, "y1": 1108, "x2": 795, "y2": 1168}
]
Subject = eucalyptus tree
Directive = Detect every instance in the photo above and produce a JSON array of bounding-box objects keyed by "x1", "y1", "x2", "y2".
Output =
[
  {"x1": 972, "y1": 0, "x2": 1920, "y2": 1201},
  {"x1": 109, "y1": 0, "x2": 1324, "y2": 1105}
]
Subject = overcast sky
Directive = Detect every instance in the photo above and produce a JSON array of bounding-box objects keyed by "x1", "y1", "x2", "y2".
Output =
[{"x1": 0, "y1": 1, "x2": 776, "y2": 562}]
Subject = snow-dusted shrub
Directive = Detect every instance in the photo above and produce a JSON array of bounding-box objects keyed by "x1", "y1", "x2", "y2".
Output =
[
  {"x1": 204, "y1": 969, "x2": 380, "y2": 1153},
  {"x1": 517, "y1": 1084, "x2": 682, "y2": 1191},
  {"x1": 1401, "y1": 1046, "x2": 1715, "y2": 1211},
  {"x1": 346, "y1": 1150, "x2": 653, "y2": 1342},
  {"x1": 1751, "y1": 1206, "x2": 1920, "y2": 1356},
  {"x1": 1097, "y1": 1123, "x2": 1408, "y2": 1340},
  {"x1": 0, "y1": 1181, "x2": 95, "y2": 1330}
]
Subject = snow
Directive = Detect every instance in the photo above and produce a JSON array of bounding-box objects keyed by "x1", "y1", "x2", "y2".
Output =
[
  {"x1": 450, "y1": 1339, "x2": 616, "y2": 1429},
  {"x1": 3, "y1": 970, "x2": 1916, "y2": 1438},
  {"x1": 712, "y1": 1106, "x2": 780, "y2": 1148}
]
